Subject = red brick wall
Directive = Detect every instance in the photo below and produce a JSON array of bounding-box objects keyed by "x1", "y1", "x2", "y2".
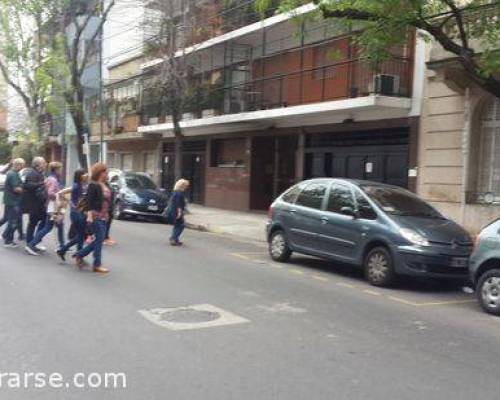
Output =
[
  {"x1": 252, "y1": 38, "x2": 351, "y2": 107},
  {"x1": 205, "y1": 138, "x2": 251, "y2": 211}
]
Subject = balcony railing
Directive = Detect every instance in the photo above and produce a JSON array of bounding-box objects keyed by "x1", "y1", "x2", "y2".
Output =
[{"x1": 140, "y1": 57, "x2": 413, "y2": 125}]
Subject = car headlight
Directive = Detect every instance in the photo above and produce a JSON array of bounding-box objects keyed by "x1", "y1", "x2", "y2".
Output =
[
  {"x1": 124, "y1": 190, "x2": 141, "y2": 204},
  {"x1": 400, "y1": 228, "x2": 430, "y2": 247}
]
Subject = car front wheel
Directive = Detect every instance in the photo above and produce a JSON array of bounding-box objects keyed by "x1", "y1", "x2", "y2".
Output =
[
  {"x1": 269, "y1": 230, "x2": 292, "y2": 262},
  {"x1": 364, "y1": 246, "x2": 396, "y2": 287},
  {"x1": 477, "y1": 269, "x2": 500, "y2": 316}
]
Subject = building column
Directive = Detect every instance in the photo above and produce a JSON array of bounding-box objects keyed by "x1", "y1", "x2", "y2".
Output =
[{"x1": 295, "y1": 132, "x2": 305, "y2": 182}]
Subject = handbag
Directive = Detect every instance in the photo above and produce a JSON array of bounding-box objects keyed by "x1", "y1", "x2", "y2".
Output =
[{"x1": 76, "y1": 196, "x2": 89, "y2": 213}]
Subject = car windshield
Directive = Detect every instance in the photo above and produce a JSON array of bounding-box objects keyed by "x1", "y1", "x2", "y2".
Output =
[
  {"x1": 362, "y1": 185, "x2": 444, "y2": 219},
  {"x1": 124, "y1": 174, "x2": 157, "y2": 190}
]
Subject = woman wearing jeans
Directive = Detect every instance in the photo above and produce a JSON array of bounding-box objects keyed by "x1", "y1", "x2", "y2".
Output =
[
  {"x1": 169, "y1": 179, "x2": 190, "y2": 246},
  {"x1": 25, "y1": 162, "x2": 65, "y2": 256},
  {"x1": 73, "y1": 163, "x2": 110, "y2": 274},
  {"x1": 56, "y1": 169, "x2": 88, "y2": 261}
]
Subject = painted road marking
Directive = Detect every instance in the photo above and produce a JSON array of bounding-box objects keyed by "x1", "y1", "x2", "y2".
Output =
[
  {"x1": 312, "y1": 275, "x2": 329, "y2": 282},
  {"x1": 229, "y1": 252, "x2": 475, "y2": 308},
  {"x1": 336, "y1": 282, "x2": 356, "y2": 289},
  {"x1": 363, "y1": 289, "x2": 382, "y2": 296},
  {"x1": 290, "y1": 268, "x2": 305, "y2": 276},
  {"x1": 139, "y1": 304, "x2": 250, "y2": 331}
]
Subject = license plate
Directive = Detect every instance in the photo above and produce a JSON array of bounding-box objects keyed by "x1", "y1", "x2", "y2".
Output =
[
  {"x1": 450, "y1": 257, "x2": 468, "y2": 268},
  {"x1": 148, "y1": 205, "x2": 159, "y2": 211}
]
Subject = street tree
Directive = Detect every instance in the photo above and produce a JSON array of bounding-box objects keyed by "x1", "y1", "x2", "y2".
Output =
[
  {"x1": 256, "y1": 0, "x2": 500, "y2": 98},
  {"x1": 0, "y1": 0, "x2": 65, "y2": 138},
  {"x1": 57, "y1": 0, "x2": 116, "y2": 169},
  {"x1": 142, "y1": 0, "x2": 206, "y2": 180}
]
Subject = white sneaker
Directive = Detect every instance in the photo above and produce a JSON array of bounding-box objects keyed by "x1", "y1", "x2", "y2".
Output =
[
  {"x1": 4, "y1": 242, "x2": 19, "y2": 248},
  {"x1": 35, "y1": 244, "x2": 47, "y2": 252},
  {"x1": 25, "y1": 246, "x2": 39, "y2": 256}
]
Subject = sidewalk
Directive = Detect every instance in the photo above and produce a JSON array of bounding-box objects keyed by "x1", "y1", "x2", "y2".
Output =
[{"x1": 185, "y1": 204, "x2": 268, "y2": 243}]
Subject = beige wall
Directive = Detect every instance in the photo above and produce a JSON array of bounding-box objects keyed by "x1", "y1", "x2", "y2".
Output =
[
  {"x1": 418, "y1": 71, "x2": 500, "y2": 234},
  {"x1": 108, "y1": 57, "x2": 144, "y2": 81}
]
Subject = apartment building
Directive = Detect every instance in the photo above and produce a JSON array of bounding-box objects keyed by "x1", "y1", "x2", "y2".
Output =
[
  {"x1": 418, "y1": 21, "x2": 500, "y2": 233},
  {"x1": 98, "y1": 1, "x2": 426, "y2": 210}
]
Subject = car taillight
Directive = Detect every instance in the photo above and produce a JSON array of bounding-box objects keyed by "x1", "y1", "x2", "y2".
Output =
[{"x1": 268, "y1": 206, "x2": 274, "y2": 220}]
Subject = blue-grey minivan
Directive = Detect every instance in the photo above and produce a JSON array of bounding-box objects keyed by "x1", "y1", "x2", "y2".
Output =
[{"x1": 266, "y1": 179, "x2": 473, "y2": 286}]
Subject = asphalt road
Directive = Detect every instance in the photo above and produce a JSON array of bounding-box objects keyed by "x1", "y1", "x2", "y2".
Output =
[{"x1": 0, "y1": 216, "x2": 499, "y2": 400}]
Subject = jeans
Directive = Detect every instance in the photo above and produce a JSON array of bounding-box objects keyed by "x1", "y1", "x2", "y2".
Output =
[
  {"x1": 0, "y1": 209, "x2": 23, "y2": 239},
  {"x1": 76, "y1": 219, "x2": 106, "y2": 267},
  {"x1": 2, "y1": 205, "x2": 20, "y2": 244},
  {"x1": 26, "y1": 209, "x2": 47, "y2": 244},
  {"x1": 170, "y1": 216, "x2": 185, "y2": 243},
  {"x1": 105, "y1": 217, "x2": 113, "y2": 240},
  {"x1": 59, "y1": 210, "x2": 85, "y2": 253},
  {"x1": 28, "y1": 214, "x2": 65, "y2": 249}
]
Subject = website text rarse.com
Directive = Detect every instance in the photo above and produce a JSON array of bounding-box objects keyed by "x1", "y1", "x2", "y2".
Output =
[{"x1": 0, "y1": 372, "x2": 127, "y2": 390}]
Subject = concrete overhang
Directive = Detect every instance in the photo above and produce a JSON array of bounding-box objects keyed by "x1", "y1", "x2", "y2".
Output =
[{"x1": 138, "y1": 95, "x2": 412, "y2": 138}]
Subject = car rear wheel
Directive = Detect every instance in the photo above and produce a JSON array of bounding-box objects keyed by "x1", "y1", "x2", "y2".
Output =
[
  {"x1": 364, "y1": 246, "x2": 396, "y2": 287},
  {"x1": 477, "y1": 269, "x2": 500, "y2": 316},
  {"x1": 269, "y1": 230, "x2": 291, "y2": 262}
]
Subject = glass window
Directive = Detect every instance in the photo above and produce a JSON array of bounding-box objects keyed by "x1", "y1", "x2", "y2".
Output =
[
  {"x1": 281, "y1": 184, "x2": 303, "y2": 204},
  {"x1": 362, "y1": 185, "x2": 444, "y2": 219},
  {"x1": 477, "y1": 99, "x2": 500, "y2": 202},
  {"x1": 354, "y1": 189, "x2": 377, "y2": 220},
  {"x1": 326, "y1": 183, "x2": 355, "y2": 213},
  {"x1": 144, "y1": 153, "x2": 156, "y2": 177},
  {"x1": 125, "y1": 173, "x2": 157, "y2": 190},
  {"x1": 121, "y1": 153, "x2": 133, "y2": 172},
  {"x1": 296, "y1": 182, "x2": 327, "y2": 209}
]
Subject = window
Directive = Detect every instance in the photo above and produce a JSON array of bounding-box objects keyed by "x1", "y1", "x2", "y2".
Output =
[
  {"x1": 144, "y1": 153, "x2": 156, "y2": 177},
  {"x1": 281, "y1": 184, "x2": 303, "y2": 204},
  {"x1": 477, "y1": 98, "x2": 500, "y2": 202},
  {"x1": 354, "y1": 189, "x2": 377, "y2": 220},
  {"x1": 121, "y1": 153, "x2": 133, "y2": 172},
  {"x1": 296, "y1": 182, "x2": 327, "y2": 209},
  {"x1": 326, "y1": 183, "x2": 355, "y2": 213}
]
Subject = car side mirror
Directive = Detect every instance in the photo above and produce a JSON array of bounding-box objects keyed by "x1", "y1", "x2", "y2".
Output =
[{"x1": 340, "y1": 206, "x2": 357, "y2": 218}]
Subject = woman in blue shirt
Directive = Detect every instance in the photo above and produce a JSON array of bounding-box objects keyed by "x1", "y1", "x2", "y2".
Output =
[
  {"x1": 56, "y1": 169, "x2": 88, "y2": 261},
  {"x1": 169, "y1": 179, "x2": 190, "y2": 246}
]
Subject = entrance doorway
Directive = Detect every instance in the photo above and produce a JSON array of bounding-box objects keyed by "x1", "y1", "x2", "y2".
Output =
[
  {"x1": 250, "y1": 135, "x2": 296, "y2": 210},
  {"x1": 162, "y1": 141, "x2": 206, "y2": 204}
]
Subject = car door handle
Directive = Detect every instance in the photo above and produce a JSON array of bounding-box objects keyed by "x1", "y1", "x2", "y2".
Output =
[
  {"x1": 289, "y1": 209, "x2": 297, "y2": 214},
  {"x1": 320, "y1": 216, "x2": 329, "y2": 224}
]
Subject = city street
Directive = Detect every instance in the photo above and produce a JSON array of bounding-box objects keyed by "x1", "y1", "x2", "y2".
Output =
[{"x1": 1, "y1": 217, "x2": 500, "y2": 400}]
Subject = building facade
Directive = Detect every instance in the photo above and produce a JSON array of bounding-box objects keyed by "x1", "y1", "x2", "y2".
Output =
[
  {"x1": 418, "y1": 37, "x2": 500, "y2": 233},
  {"x1": 98, "y1": 1, "x2": 426, "y2": 211}
]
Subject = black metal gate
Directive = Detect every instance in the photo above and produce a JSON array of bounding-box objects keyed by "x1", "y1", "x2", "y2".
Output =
[
  {"x1": 162, "y1": 141, "x2": 206, "y2": 204},
  {"x1": 304, "y1": 129, "x2": 409, "y2": 188}
]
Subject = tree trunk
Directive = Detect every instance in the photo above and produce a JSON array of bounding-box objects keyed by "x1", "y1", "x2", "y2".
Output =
[{"x1": 172, "y1": 109, "x2": 183, "y2": 181}]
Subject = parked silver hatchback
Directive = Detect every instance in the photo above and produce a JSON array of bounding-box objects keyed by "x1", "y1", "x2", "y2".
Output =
[
  {"x1": 470, "y1": 219, "x2": 500, "y2": 316},
  {"x1": 267, "y1": 179, "x2": 473, "y2": 287}
]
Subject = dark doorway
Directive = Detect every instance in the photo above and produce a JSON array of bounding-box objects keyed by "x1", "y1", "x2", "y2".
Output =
[
  {"x1": 250, "y1": 135, "x2": 296, "y2": 210},
  {"x1": 162, "y1": 141, "x2": 206, "y2": 204},
  {"x1": 305, "y1": 129, "x2": 409, "y2": 188}
]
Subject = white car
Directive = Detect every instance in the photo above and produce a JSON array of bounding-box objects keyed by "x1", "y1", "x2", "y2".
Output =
[{"x1": 0, "y1": 164, "x2": 8, "y2": 190}]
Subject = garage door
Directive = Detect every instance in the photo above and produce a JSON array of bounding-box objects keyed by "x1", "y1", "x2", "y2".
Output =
[{"x1": 304, "y1": 129, "x2": 409, "y2": 188}]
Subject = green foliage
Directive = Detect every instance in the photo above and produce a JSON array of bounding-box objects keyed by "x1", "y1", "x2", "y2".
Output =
[
  {"x1": 0, "y1": 135, "x2": 13, "y2": 164},
  {"x1": 11, "y1": 140, "x2": 45, "y2": 166}
]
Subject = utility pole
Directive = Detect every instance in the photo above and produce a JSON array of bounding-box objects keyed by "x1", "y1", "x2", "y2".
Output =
[{"x1": 99, "y1": 0, "x2": 105, "y2": 162}]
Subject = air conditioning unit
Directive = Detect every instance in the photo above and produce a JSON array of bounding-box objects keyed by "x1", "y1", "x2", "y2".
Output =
[{"x1": 373, "y1": 74, "x2": 400, "y2": 96}]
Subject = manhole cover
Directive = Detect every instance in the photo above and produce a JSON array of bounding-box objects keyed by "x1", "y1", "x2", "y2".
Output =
[
  {"x1": 139, "y1": 304, "x2": 250, "y2": 331},
  {"x1": 160, "y1": 309, "x2": 220, "y2": 323}
]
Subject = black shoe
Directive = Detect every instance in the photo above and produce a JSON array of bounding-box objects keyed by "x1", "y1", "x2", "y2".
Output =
[{"x1": 56, "y1": 249, "x2": 66, "y2": 262}]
